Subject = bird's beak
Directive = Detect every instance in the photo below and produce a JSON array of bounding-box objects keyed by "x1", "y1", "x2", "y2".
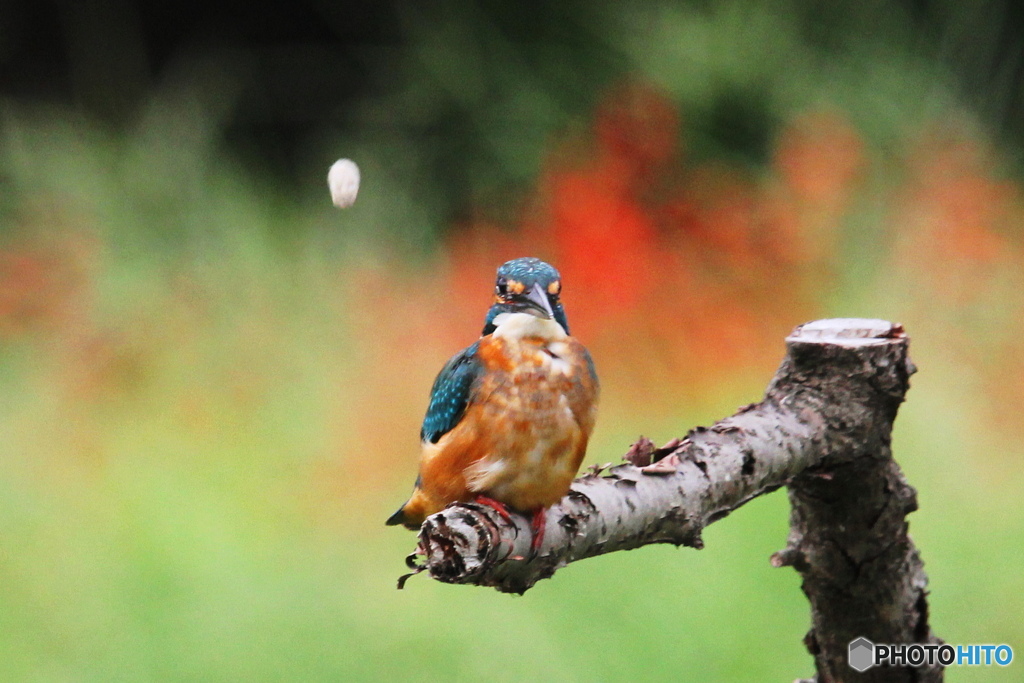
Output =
[{"x1": 523, "y1": 282, "x2": 555, "y2": 319}]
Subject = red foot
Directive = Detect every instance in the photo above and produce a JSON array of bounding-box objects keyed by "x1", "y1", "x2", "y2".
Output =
[
  {"x1": 529, "y1": 507, "x2": 547, "y2": 557},
  {"x1": 474, "y1": 495, "x2": 513, "y2": 524}
]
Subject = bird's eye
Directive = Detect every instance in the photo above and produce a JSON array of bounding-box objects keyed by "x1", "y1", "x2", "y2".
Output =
[{"x1": 495, "y1": 278, "x2": 508, "y2": 296}]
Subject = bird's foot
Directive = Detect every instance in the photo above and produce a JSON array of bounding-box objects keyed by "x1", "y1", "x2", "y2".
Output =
[
  {"x1": 472, "y1": 497, "x2": 545, "y2": 561},
  {"x1": 528, "y1": 507, "x2": 547, "y2": 560},
  {"x1": 473, "y1": 495, "x2": 519, "y2": 559},
  {"x1": 473, "y1": 495, "x2": 514, "y2": 525}
]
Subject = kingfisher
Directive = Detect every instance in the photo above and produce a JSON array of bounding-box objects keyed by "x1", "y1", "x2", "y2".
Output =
[{"x1": 386, "y1": 257, "x2": 599, "y2": 553}]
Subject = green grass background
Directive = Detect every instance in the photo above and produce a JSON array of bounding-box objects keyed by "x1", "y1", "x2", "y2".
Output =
[{"x1": 2, "y1": 2, "x2": 1022, "y2": 680}]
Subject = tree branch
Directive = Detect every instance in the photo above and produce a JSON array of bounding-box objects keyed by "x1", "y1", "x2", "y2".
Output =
[{"x1": 401, "y1": 318, "x2": 940, "y2": 681}]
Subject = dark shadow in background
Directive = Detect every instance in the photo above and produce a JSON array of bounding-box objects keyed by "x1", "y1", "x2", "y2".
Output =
[{"x1": 3, "y1": 1, "x2": 1022, "y2": 186}]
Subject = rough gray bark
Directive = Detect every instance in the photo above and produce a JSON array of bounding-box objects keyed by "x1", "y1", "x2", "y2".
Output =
[
  {"x1": 770, "y1": 320, "x2": 942, "y2": 682},
  {"x1": 400, "y1": 318, "x2": 940, "y2": 682}
]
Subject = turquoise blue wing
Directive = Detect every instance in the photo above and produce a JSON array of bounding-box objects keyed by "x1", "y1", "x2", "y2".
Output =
[{"x1": 420, "y1": 341, "x2": 482, "y2": 444}]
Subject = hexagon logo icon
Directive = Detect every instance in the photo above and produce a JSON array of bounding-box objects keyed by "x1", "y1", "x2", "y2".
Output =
[{"x1": 848, "y1": 637, "x2": 875, "y2": 672}]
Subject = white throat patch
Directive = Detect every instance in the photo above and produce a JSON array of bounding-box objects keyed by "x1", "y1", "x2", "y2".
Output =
[{"x1": 491, "y1": 312, "x2": 567, "y2": 341}]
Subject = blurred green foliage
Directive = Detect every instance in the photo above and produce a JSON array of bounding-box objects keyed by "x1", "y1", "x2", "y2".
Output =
[{"x1": 1, "y1": 2, "x2": 1023, "y2": 681}]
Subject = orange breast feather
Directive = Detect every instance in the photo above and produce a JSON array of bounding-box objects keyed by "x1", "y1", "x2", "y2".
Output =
[{"x1": 415, "y1": 333, "x2": 598, "y2": 517}]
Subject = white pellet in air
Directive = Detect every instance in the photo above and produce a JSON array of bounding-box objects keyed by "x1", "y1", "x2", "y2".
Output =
[{"x1": 328, "y1": 159, "x2": 360, "y2": 208}]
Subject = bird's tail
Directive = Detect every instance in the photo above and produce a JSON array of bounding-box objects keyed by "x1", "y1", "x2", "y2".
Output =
[
  {"x1": 385, "y1": 505, "x2": 411, "y2": 527},
  {"x1": 385, "y1": 488, "x2": 433, "y2": 530}
]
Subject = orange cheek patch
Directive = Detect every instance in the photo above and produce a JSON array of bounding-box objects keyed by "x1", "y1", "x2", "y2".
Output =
[
  {"x1": 507, "y1": 280, "x2": 525, "y2": 295},
  {"x1": 547, "y1": 281, "x2": 561, "y2": 295}
]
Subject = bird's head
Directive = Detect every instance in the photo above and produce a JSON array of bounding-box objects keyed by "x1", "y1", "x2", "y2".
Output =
[{"x1": 482, "y1": 257, "x2": 569, "y2": 336}]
